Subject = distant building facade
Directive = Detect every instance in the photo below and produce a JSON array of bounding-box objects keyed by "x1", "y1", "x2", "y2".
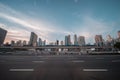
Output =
[
  {"x1": 65, "y1": 36, "x2": 68, "y2": 46},
  {"x1": 78, "y1": 36, "x2": 85, "y2": 46},
  {"x1": 60, "y1": 41, "x2": 64, "y2": 45},
  {"x1": 105, "y1": 35, "x2": 114, "y2": 46},
  {"x1": 11, "y1": 40, "x2": 15, "y2": 46},
  {"x1": 29, "y1": 32, "x2": 38, "y2": 46},
  {"x1": 95, "y1": 35, "x2": 103, "y2": 46},
  {"x1": 16, "y1": 40, "x2": 22, "y2": 46},
  {"x1": 65, "y1": 35, "x2": 71, "y2": 46},
  {"x1": 67, "y1": 35, "x2": 71, "y2": 45},
  {"x1": 42, "y1": 40, "x2": 46, "y2": 46},
  {"x1": 74, "y1": 34, "x2": 78, "y2": 45},
  {"x1": 0, "y1": 27, "x2": 7, "y2": 46},
  {"x1": 23, "y1": 40, "x2": 27, "y2": 46},
  {"x1": 38, "y1": 38, "x2": 42, "y2": 46},
  {"x1": 55, "y1": 40, "x2": 59, "y2": 45}
]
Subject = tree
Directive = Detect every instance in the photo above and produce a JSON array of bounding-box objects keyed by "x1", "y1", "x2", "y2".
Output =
[{"x1": 114, "y1": 42, "x2": 120, "y2": 50}]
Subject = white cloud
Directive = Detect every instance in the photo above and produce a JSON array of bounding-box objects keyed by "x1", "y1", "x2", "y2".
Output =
[
  {"x1": 0, "y1": 23, "x2": 6, "y2": 28},
  {"x1": 3, "y1": 26, "x2": 30, "y2": 43},
  {"x1": 0, "y1": 13, "x2": 56, "y2": 32},
  {"x1": 0, "y1": 3, "x2": 116, "y2": 44},
  {"x1": 75, "y1": 16, "x2": 114, "y2": 44},
  {"x1": 0, "y1": 3, "x2": 70, "y2": 43}
]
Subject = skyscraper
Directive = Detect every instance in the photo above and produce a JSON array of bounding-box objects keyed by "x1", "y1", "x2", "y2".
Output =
[
  {"x1": 78, "y1": 36, "x2": 85, "y2": 46},
  {"x1": 74, "y1": 34, "x2": 78, "y2": 45},
  {"x1": 65, "y1": 36, "x2": 68, "y2": 46},
  {"x1": 68, "y1": 35, "x2": 71, "y2": 45},
  {"x1": 95, "y1": 35, "x2": 103, "y2": 46},
  {"x1": 42, "y1": 40, "x2": 46, "y2": 46},
  {"x1": 29, "y1": 32, "x2": 38, "y2": 46},
  {"x1": 38, "y1": 38, "x2": 42, "y2": 46},
  {"x1": 0, "y1": 27, "x2": 7, "y2": 46},
  {"x1": 65, "y1": 35, "x2": 71, "y2": 46},
  {"x1": 106, "y1": 35, "x2": 113, "y2": 46}
]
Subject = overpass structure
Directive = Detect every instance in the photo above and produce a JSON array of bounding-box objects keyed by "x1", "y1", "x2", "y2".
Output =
[
  {"x1": 0, "y1": 45, "x2": 113, "y2": 51},
  {"x1": 0, "y1": 46, "x2": 115, "y2": 55}
]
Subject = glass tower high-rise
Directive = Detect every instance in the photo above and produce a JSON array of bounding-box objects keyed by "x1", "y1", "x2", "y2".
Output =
[
  {"x1": 29, "y1": 32, "x2": 38, "y2": 46},
  {"x1": 74, "y1": 34, "x2": 78, "y2": 46},
  {"x1": 65, "y1": 36, "x2": 68, "y2": 46},
  {"x1": 65, "y1": 35, "x2": 71, "y2": 46},
  {"x1": 0, "y1": 27, "x2": 7, "y2": 46},
  {"x1": 38, "y1": 38, "x2": 42, "y2": 46}
]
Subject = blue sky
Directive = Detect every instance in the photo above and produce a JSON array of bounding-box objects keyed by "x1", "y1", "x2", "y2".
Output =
[{"x1": 0, "y1": 0, "x2": 120, "y2": 44}]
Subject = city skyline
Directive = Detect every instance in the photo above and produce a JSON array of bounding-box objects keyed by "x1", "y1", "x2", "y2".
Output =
[
  {"x1": 0, "y1": 27, "x2": 119, "y2": 46},
  {"x1": 0, "y1": 0, "x2": 120, "y2": 44}
]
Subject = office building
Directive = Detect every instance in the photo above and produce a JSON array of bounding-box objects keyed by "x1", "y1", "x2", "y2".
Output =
[
  {"x1": 74, "y1": 34, "x2": 78, "y2": 45},
  {"x1": 78, "y1": 36, "x2": 85, "y2": 46},
  {"x1": 38, "y1": 38, "x2": 42, "y2": 46},
  {"x1": 68, "y1": 35, "x2": 71, "y2": 45},
  {"x1": 105, "y1": 35, "x2": 113, "y2": 46},
  {"x1": 29, "y1": 32, "x2": 38, "y2": 46},
  {"x1": 0, "y1": 27, "x2": 7, "y2": 46},
  {"x1": 42, "y1": 40, "x2": 46, "y2": 46},
  {"x1": 61, "y1": 41, "x2": 64, "y2": 45},
  {"x1": 65, "y1": 36, "x2": 68, "y2": 46},
  {"x1": 16, "y1": 40, "x2": 22, "y2": 46},
  {"x1": 23, "y1": 40, "x2": 27, "y2": 46},
  {"x1": 65, "y1": 35, "x2": 71, "y2": 46},
  {"x1": 55, "y1": 40, "x2": 59, "y2": 45},
  {"x1": 95, "y1": 35, "x2": 103, "y2": 46},
  {"x1": 11, "y1": 40, "x2": 15, "y2": 46}
]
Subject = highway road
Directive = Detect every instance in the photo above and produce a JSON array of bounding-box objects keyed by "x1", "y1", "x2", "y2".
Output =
[{"x1": 0, "y1": 55, "x2": 120, "y2": 80}]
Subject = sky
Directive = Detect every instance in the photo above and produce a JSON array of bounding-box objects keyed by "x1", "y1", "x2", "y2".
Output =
[{"x1": 0, "y1": 0, "x2": 120, "y2": 44}]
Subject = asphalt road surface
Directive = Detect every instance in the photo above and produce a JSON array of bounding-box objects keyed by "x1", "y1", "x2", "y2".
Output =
[{"x1": 0, "y1": 55, "x2": 120, "y2": 80}]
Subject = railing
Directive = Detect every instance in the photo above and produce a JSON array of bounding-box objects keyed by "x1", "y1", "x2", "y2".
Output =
[{"x1": 0, "y1": 45, "x2": 113, "y2": 49}]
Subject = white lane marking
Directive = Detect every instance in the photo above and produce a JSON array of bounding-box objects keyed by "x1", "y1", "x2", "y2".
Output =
[
  {"x1": 9, "y1": 69, "x2": 34, "y2": 71},
  {"x1": 72, "y1": 60, "x2": 84, "y2": 63},
  {"x1": 112, "y1": 60, "x2": 120, "y2": 62},
  {"x1": 83, "y1": 69, "x2": 108, "y2": 72},
  {"x1": 32, "y1": 61, "x2": 44, "y2": 63},
  {"x1": 96, "y1": 58, "x2": 104, "y2": 59}
]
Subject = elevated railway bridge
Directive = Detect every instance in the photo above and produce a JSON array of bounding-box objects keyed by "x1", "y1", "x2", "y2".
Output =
[{"x1": 0, "y1": 45, "x2": 113, "y2": 52}]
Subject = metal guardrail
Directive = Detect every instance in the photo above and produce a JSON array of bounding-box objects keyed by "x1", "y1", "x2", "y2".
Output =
[{"x1": 0, "y1": 46, "x2": 113, "y2": 49}]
